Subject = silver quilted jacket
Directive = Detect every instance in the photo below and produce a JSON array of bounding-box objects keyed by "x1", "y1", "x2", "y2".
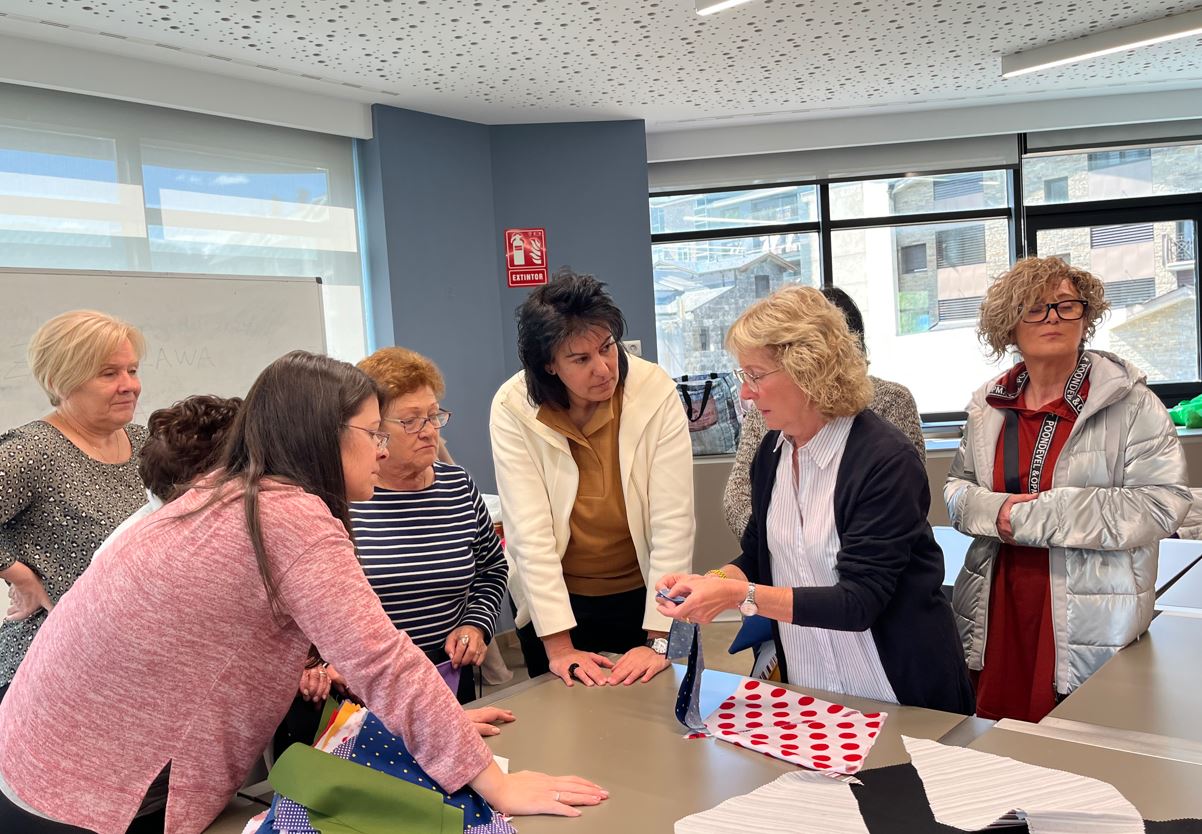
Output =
[{"x1": 945, "y1": 350, "x2": 1190, "y2": 695}]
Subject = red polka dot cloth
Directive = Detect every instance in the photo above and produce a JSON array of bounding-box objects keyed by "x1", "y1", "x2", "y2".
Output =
[{"x1": 702, "y1": 678, "x2": 887, "y2": 776}]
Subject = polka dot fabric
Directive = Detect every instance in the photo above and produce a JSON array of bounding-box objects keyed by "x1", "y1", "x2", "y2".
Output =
[{"x1": 702, "y1": 679, "x2": 887, "y2": 776}]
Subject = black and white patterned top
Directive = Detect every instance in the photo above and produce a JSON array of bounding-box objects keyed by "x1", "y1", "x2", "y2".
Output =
[{"x1": 0, "y1": 420, "x2": 149, "y2": 686}]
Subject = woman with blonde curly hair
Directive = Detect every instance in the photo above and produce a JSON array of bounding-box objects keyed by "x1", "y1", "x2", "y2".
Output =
[
  {"x1": 946, "y1": 256, "x2": 1189, "y2": 722},
  {"x1": 657, "y1": 286, "x2": 973, "y2": 713}
]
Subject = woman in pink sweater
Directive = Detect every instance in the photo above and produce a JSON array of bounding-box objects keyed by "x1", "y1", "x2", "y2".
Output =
[{"x1": 0, "y1": 351, "x2": 605, "y2": 834}]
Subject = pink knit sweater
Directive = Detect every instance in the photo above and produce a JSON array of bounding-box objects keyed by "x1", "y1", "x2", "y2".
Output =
[{"x1": 0, "y1": 481, "x2": 493, "y2": 833}]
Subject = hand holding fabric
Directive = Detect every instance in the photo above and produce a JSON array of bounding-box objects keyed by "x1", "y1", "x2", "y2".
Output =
[{"x1": 655, "y1": 573, "x2": 740, "y2": 625}]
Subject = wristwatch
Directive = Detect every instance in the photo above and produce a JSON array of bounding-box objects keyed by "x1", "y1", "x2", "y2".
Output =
[
  {"x1": 738, "y1": 583, "x2": 759, "y2": 617},
  {"x1": 645, "y1": 637, "x2": 669, "y2": 655}
]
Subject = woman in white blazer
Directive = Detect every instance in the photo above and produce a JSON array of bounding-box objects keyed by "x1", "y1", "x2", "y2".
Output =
[{"x1": 491, "y1": 269, "x2": 695, "y2": 688}]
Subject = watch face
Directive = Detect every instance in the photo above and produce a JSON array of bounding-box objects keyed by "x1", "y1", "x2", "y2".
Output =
[
  {"x1": 649, "y1": 637, "x2": 669, "y2": 654},
  {"x1": 738, "y1": 601, "x2": 759, "y2": 617}
]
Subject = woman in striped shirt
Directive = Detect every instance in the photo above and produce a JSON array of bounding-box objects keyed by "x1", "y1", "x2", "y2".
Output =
[{"x1": 352, "y1": 347, "x2": 508, "y2": 704}]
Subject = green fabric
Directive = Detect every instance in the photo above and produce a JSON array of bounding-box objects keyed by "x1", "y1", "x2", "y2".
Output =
[
  {"x1": 1169, "y1": 394, "x2": 1202, "y2": 427},
  {"x1": 270, "y1": 743, "x2": 465, "y2": 834}
]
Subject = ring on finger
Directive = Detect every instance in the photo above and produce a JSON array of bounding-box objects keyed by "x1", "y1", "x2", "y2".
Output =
[
  {"x1": 554, "y1": 791, "x2": 560, "y2": 802},
  {"x1": 459, "y1": 634, "x2": 471, "y2": 645}
]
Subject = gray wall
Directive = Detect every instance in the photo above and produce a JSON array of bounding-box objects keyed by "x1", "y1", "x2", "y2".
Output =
[
  {"x1": 358, "y1": 107, "x2": 655, "y2": 491},
  {"x1": 490, "y1": 120, "x2": 657, "y2": 377}
]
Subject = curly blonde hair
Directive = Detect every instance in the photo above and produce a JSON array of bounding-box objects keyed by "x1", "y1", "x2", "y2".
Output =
[
  {"x1": 357, "y1": 346, "x2": 446, "y2": 401},
  {"x1": 726, "y1": 285, "x2": 872, "y2": 418},
  {"x1": 978, "y1": 257, "x2": 1110, "y2": 360}
]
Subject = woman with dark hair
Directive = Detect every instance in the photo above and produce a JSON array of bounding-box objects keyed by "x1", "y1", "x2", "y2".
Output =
[
  {"x1": 491, "y1": 268, "x2": 695, "y2": 688},
  {"x1": 0, "y1": 351, "x2": 605, "y2": 834}
]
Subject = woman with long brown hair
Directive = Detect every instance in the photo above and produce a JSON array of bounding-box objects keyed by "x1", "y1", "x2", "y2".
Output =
[{"x1": 0, "y1": 351, "x2": 604, "y2": 834}]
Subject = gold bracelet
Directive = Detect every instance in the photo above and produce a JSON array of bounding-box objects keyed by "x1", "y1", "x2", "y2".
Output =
[{"x1": 705, "y1": 568, "x2": 728, "y2": 580}]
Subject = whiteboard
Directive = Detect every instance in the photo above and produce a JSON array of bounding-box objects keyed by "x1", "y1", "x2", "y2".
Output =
[{"x1": 0, "y1": 268, "x2": 326, "y2": 429}]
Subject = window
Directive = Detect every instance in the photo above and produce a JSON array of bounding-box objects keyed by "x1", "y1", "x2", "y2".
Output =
[
  {"x1": 1087, "y1": 149, "x2": 1152, "y2": 171},
  {"x1": 650, "y1": 185, "x2": 817, "y2": 234},
  {"x1": 833, "y1": 218, "x2": 1011, "y2": 411},
  {"x1": 1089, "y1": 223, "x2": 1154, "y2": 248},
  {"x1": 899, "y1": 243, "x2": 928, "y2": 273},
  {"x1": 0, "y1": 85, "x2": 366, "y2": 360},
  {"x1": 935, "y1": 225, "x2": 986, "y2": 268},
  {"x1": 829, "y1": 169, "x2": 1008, "y2": 221},
  {"x1": 1044, "y1": 177, "x2": 1069, "y2": 203},
  {"x1": 652, "y1": 230, "x2": 820, "y2": 378}
]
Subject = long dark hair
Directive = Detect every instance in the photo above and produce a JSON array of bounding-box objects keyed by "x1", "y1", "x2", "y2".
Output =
[
  {"x1": 516, "y1": 266, "x2": 629, "y2": 409},
  {"x1": 207, "y1": 351, "x2": 383, "y2": 616}
]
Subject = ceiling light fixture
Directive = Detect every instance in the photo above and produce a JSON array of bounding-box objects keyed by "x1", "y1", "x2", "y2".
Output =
[
  {"x1": 696, "y1": 0, "x2": 758, "y2": 16},
  {"x1": 1001, "y1": 8, "x2": 1202, "y2": 77}
]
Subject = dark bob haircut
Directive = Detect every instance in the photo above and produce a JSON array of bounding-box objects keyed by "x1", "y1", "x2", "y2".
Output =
[
  {"x1": 139, "y1": 394, "x2": 243, "y2": 502},
  {"x1": 515, "y1": 266, "x2": 629, "y2": 409}
]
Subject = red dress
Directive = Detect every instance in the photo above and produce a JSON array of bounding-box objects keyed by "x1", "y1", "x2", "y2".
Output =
[{"x1": 974, "y1": 361, "x2": 1090, "y2": 722}]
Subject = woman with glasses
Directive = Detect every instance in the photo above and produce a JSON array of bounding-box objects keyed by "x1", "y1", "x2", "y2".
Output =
[
  {"x1": 348, "y1": 346, "x2": 508, "y2": 706},
  {"x1": 491, "y1": 268, "x2": 694, "y2": 688},
  {"x1": 946, "y1": 256, "x2": 1189, "y2": 722},
  {"x1": 655, "y1": 286, "x2": 974, "y2": 713},
  {"x1": 0, "y1": 351, "x2": 605, "y2": 833}
]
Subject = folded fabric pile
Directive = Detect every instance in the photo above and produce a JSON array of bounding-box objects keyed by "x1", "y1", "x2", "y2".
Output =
[{"x1": 244, "y1": 699, "x2": 514, "y2": 834}]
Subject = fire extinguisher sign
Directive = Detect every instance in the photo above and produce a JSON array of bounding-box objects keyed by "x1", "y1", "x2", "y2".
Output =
[{"x1": 504, "y1": 228, "x2": 548, "y2": 288}]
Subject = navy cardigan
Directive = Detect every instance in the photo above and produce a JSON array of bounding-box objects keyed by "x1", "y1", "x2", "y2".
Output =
[{"x1": 731, "y1": 410, "x2": 975, "y2": 715}]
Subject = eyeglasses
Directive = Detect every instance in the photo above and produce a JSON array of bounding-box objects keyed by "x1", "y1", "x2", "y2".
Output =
[
  {"x1": 732, "y1": 367, "x2": 784, "y2": 393},
  {"x1": 1019, "y1": 299, "x2": 1088, "y2": 324},
  {"x1": 384, "y1": 409, "x2": 452, "y2": 435},
  {"x1": 343, "y1": 424, "x2": 391, "y2": 450}
]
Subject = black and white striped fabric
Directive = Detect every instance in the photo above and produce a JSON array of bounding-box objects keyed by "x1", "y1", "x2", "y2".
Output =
[{"x1": 350, "y1": 462, "x2": 507, "y2": 653}]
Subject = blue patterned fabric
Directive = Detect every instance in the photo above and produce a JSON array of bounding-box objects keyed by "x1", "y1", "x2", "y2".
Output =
[
  {"x1": 350, "y1": 713, "x2": 497, "y2": 829},
  {"x1": 670, "y1": 620, "x2": 706, "y2": 732}
]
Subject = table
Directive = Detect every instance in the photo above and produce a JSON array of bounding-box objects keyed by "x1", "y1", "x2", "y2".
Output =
[
  {"x1": 969, "y1": 722, "x2": 1202, "y2": 820},
  {"x1": 1156, "y1": 545, "x2": 1202, "y2": 614},
  {"x1": 206, "y1": 665, "x2": 971, "y2": 833},
  {"x1": 933, "y1": 526, "x2": 1202, "y2": 596},
  {"x1": 469, "y1": 665, "x2": 969, "y2": 833},
  {"x1": 1045, "y1": 611, "x2": 1202, "y2": 751}
]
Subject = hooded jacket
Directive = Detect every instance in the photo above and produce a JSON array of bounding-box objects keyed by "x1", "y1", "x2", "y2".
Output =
[
  {"x1": 945, "y1": 350, "x2": 1190, "y2": 694},
  {"x1": 490, "y1": 355, "x2": 695, "y2": 636}
]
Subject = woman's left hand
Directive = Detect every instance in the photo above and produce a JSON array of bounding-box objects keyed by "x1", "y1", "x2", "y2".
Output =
[
  {"x1": 3, "y1": 563, "x2": 53, "y2": 622},
  {"x1": 606, "y1": 646, "x2": 670, "y2": 686},
  {"x1": 299, "y1": 664, "x2": 333, "y2": 704},
  {"x1": 446, "y1": 625, "x2": 488, "y2": 668},
  {"x1": 655, "y1": 573, "x2": 740, "y2": 625}
]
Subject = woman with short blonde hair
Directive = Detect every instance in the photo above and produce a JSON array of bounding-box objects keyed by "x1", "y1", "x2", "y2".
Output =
[
  {"x1": 947, "y1": 256, "x2": 1188, "y2": 722},
  {"x1": 0, "y1": 310, "x2": 149, "y2": 700},
  {"x1": 657, "y1": 285, "x2": 973, "y2": 713}
]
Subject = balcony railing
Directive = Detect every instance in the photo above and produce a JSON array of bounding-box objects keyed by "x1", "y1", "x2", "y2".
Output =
[{"x1": 1164, "y1": 234, "x2": 1197, "y2": 266}]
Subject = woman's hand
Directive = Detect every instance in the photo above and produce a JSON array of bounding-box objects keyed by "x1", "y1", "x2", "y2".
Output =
[
  {"x1": 606, "y1": 645, "x2": 669, "y2": 686},
  {"x1": 996, "y1": 493, "x2": 1039, "y2": 544},
  {"x1": 655, "y1": 573, "x2": 741, "y2": 625},
  {"x1": 547, "y1": 648, "x2": 614, "y2": 688},
  {"x1": 464, "y1": 706, "x2": 516, "y2": 737},
  {"x1": 445, "y1": 625, "x2": 488, "y2": 668},
  {"x1": 3, "y1": 563, "x2": 53, "y2": 622},
  {"x1": 299, "y1": 664, "x2": 333, "y2": 704},
  {"x1": 471, "y1": 761, "x2": 607, "y2": 818}
]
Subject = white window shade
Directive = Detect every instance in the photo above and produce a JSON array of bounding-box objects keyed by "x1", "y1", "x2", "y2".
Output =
[
  {"x1": 1025, "y1": 119, "x2": 1202, "y2": 154},
  {"x1": 0, "y1": 82, "x2": 365, "y2": 360},
  {"x1": 648, "y1": 135, "x2": 1020, "y2": 193}
]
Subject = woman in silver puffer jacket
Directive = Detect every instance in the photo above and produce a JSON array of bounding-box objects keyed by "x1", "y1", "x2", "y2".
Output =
[{"x1": 945, "y1": 256, "x2": 1190, "y2": 722}]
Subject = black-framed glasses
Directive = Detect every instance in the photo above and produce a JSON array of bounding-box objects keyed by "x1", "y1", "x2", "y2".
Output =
[
  {"x1": 732, "y1": 367, "x2": 784, "y2": 392},
  {"x1": 343, "y1": 424, "x2": 391, "y2": 450},
  {"x1": 384, "y1": 409, "x2": 452, "y2": 435},
  {"x1": 1019, "y1": 299, "x2": 1088, "y2": 323}
]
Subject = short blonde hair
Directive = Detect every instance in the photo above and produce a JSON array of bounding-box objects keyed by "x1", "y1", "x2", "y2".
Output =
[
  {"x1": 726, "y1": 285, "x2": 872, "y2": 418},
  {"x1": 357, "y1": 346, "x2": 446, "y2": 401},
  {"x1": 28, "y1": 310, "x2": 146, "y2": 407},
  {"x1": 978, "y1": 256, "x2": 1110, "y2": 360}
]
